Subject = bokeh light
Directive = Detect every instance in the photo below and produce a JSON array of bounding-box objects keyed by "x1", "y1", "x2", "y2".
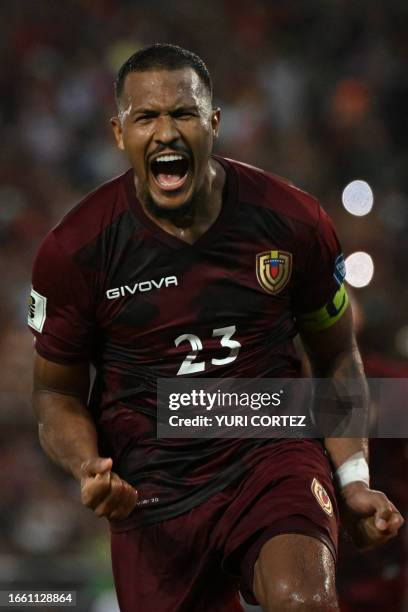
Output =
[
  {"x1": 342, "y1": 180, "x2": 374, "y2": 216},
  {"x1": 345, "y1": 252, "x2": 374, "y2": 288}
]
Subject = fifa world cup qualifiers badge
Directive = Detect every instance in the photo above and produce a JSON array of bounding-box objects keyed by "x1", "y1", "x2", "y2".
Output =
[
  {"x1": 256, "y1": 249, "x2": 292, "y2": 294},
  {"x1": 333, "y1": 253, "x2": 346, "y2": 286},
  {"x1": 27, "y1": 288, "x2": 47, "y2": 333}
]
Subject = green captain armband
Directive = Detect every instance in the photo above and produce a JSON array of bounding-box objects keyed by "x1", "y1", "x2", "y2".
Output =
[{"x1": 297, "y1": 284, "x2": 349, "y2": 332}]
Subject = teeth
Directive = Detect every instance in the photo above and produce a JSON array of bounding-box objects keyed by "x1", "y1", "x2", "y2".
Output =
[{"x1": 154, "y1": 154, "x2": 184, "y2": 163}]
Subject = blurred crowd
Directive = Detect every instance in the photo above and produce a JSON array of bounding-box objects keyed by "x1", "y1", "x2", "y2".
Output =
[{"x1": 1, "y1": 1, "x2": 407, "y2": 610}]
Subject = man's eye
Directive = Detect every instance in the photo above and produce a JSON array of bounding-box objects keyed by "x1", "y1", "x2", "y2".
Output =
[
  {"x1": 174, "y1": 111, "x2": 195, "y2": 119},
  {"x1": 135, "y1": 115, "x2": 154, "y2": 123}
]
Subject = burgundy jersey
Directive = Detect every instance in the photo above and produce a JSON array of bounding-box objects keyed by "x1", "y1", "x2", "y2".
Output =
[{"x1": 28, "y1": 156, "x2": 345, "y2": 527}]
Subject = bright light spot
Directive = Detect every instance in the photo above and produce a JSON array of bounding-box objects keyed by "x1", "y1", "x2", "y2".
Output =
[
  {"x1": 342, "y1": 180, "x2": 374, "y2": 216},
  {"x1": 345, "y1": 252, "x2": 374, "y2": 287},
  {"x1": 395, "y1": 326, "x2": 408, "y2": 358}
]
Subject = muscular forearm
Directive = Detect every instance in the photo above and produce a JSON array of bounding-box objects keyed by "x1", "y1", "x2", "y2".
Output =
[
  {"x1": 33, "y1": 390, "x2": 99, "y2": 481},
  {"x1": 311, "y1": 343, "x2": 369, "y2": 469},
  {"x1": 300, "y1": 292, "x2": 403, "y2": 548},
  {"x1": 32, "y1": 354, "x2": 137, "y2": 520}
]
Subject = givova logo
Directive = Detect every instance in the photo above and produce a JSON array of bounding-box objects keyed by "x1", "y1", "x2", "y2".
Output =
[{"x1": 106, "y1": 275, "x2": 178, "y2": 299}]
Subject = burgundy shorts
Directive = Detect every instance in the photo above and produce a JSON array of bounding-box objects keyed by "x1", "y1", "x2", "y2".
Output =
[{"x1": 110, "y1": 439, "x2": 339, "y2": 612}]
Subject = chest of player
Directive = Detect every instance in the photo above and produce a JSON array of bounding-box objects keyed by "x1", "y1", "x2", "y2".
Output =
[{"x1": 95, "y1": 223, "x2": 297, "y2": 373}]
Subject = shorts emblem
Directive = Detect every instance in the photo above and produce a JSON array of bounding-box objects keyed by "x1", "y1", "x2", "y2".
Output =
[
  {"x1": 256, "y1": 250, "x2": 292, "y2": 294},
  {"x1": 311, "y1": 477, "x2": 333, "y2": 517}
]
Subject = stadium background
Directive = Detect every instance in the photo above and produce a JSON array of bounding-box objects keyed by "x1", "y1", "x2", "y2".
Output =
[{"x1": 1, "y1": 1, "x2": 407, "y2": 610}]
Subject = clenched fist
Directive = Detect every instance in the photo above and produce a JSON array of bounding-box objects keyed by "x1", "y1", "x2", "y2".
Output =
[
  {"x1": 340, "y1": 481, "x2": 404, "y2": 550},
  {"x1": 80, "y1": 457, "x2": 138, "y2": 521}
]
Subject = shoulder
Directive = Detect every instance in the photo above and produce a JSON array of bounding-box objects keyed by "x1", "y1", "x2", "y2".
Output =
[
  {"x1": 219, "y1": 156, "x2": 321, "y2": 228},
  {"x1": 49, "y1": 169, "x2": 131, "y2": 257}
]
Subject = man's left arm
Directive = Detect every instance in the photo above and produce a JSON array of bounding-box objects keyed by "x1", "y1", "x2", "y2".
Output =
[{"x1": 300, "y1": 306, "x2": 404, "y2": 549}]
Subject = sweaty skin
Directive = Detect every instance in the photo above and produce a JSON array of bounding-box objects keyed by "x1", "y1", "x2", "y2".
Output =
[
  {"x1": 253, "y1": 534, "x2": 339, "y2": 611},
  {"x1": 118, "y1": 71, "x2": 213, "y2": 128},
  {"x1": 111, "y1": 68, "x2": 224, "y2": 244},
  {"x1": 117, "y1": 100, "x2": 132, "y2": 125}
]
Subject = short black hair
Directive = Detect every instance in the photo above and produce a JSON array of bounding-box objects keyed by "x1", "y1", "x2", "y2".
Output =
[{"x1": 114, "y1": 43, "x2": 212, "y2": 104}]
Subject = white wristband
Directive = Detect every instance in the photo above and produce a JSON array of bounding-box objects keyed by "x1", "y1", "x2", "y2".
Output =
[{"x1": 335, "y1": 451, "x2": 370, "y2": 488}]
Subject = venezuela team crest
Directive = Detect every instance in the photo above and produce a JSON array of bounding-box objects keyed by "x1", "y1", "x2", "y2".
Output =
[
  {"x1": 311, "y1": 478, "x2": 333, "y2": 517},
  {"x1": 256, "y1": 250, "x2": 292, "y2": 294}
]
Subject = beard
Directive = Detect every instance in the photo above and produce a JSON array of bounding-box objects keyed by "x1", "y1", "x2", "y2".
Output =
[{"x1": 143, "y1": 189, "x2": 197, "y2": 223}]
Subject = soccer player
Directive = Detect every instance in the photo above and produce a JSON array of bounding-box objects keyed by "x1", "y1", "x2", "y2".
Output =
[{"x1": 29, "y1": 44, "x2": 403, "y2": 611}]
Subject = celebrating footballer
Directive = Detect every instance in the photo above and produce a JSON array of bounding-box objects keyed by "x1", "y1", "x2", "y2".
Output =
[{"x1": 29, "y1": 44, "x2": 403, "y2": 611}]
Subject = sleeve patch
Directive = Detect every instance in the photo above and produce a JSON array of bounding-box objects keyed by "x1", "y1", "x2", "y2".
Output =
[
  {"x1": 297, "y1": 284, "x2": 349, "y2": 332},
  {"x1": 334, "y1": 253, "x2": 346, "y2": 286},
  {"x1": 28, "y1": 288, "x2": 47, "y2": 333}
]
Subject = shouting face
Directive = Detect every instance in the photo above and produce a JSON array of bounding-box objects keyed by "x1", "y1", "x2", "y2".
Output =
[{"x1": 111, "y1": 68, "x2": 220, "y2": 214}]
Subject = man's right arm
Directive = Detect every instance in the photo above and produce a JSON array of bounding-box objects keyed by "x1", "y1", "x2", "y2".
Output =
[{"x1": 33, "y1": 353, "x2": 138, "y2": 520}]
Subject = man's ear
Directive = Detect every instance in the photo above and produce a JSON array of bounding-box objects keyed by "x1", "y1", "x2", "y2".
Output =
[
  {"x1": 110, "y1": 116, "x2": 125, "y2": 151},
  {"x1": 211, "y1": 107, "x2": 221, "y2": 139}
]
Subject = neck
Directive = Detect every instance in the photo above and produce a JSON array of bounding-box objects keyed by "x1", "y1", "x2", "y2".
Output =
[{"x1": 137, "y1": 159, "x2": 225, "y2": 244}]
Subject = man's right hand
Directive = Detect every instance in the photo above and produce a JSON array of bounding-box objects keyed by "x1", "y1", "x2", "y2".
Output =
[
  {"x1": 340, "y1": 481, "x2": 404, "y2": 550},
  {"x1": 80, "y1": 457, "x2": 138, "y2": 520}
]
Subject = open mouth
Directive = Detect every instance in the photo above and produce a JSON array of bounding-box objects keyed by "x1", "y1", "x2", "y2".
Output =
[{"x1": 150, "y1": 154, "x2": 190, "y2": 191}]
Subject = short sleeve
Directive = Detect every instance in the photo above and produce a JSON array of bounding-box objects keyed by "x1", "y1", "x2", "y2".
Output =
[
  {"x1": 28, "y1": 231, "x2": 95, "y2": 363},
  {"x1": 293, "y1": 206, "x2": 348, "y2": 332}
]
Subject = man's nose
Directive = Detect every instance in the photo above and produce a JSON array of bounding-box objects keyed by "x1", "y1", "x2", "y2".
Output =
[{"x1": 153, "y1": 115, "x2": 180, "y2": 145}]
